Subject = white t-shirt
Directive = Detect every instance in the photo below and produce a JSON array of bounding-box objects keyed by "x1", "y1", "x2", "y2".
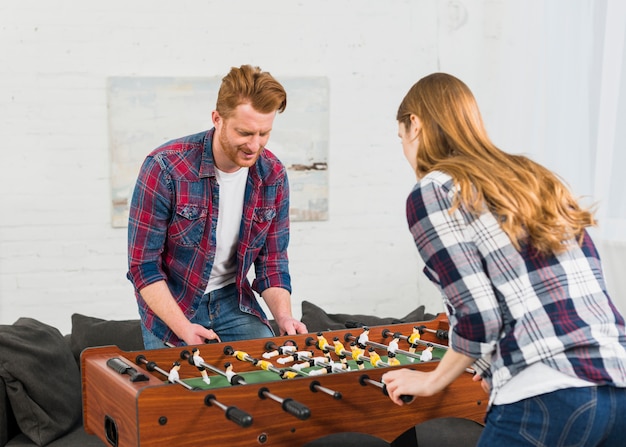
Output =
[
  {"x1": 492, "y1": 361, "x2": 594, "y2": 405},
  {"x1": 204, "y1": 167, "x2": 248, "y2": 294}
]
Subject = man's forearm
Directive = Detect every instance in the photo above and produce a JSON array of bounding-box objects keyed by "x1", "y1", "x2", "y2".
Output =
[
  {"x1": 261, "y1": 287, "x2": 307, "y2": 335},
  {"x1": 139, "y1": 280, "x2": 190, "y2": 338},
  {"x1": 261, "y1": 287, "x2": 293, "y2": 321}
]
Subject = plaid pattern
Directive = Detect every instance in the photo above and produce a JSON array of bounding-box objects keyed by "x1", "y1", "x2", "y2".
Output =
[
  {"x1": 127, "y1": 129, "x2": 291, "y2": 345},
  {"x1": 406, "y1": 171, "x2": 626, "y2": 395}
]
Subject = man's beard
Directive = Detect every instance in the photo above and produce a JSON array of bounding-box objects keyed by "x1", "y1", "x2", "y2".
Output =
[{"x1": 218, "y1": 129, "x2": 262, "y2": 169}]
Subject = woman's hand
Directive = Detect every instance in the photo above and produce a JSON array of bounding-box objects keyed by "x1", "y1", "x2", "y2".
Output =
[
  {"x1": 382, "y1": 369, "x2": 438, "y2": 405},
  {"x1": 472, "y1": 372, "x2": 491, "y2": 394},
  {"x1": 382, "y1": 348, "x2": 478, "y2": 406}
]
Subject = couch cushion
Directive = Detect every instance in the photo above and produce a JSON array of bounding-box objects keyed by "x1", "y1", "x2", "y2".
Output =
[
  {"x1": 300, "y1": 301, "x2": 436, "y2": 333},
  {"x1": 69, "y1": 314, "x2": 144, "y2": 364},
  {"x1": 392, "y1": 417, "x2": 484, "y2": 446},
  {"x1": 0, "y1": 318, "x2": 82, "y2": 446},
  {"x1": 302, "y1": 432, "x2": 390, "y2": 446},
  {"x1": 5, "y1": 426, "x2": 105, "y2": 447},
  {"x1": 0, "y1": 376, "x2": 10, "y2": 446}
]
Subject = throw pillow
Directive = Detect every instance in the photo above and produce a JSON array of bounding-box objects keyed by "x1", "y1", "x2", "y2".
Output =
[
  {"x1": 0, "y1": 318, "x2": 82, "y2": 446},
  {"x1": 70, "y1": 314, "x2": 144, "y2": 364},
  {"x1": 300, "y1": 301, "x2": 435, "y2": 333},
  {"x1": 0, "y1": 376, "x2": 8, "y2": 446}
]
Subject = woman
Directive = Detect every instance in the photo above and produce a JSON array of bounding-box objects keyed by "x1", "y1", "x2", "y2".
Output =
[{"x1": 382, "y1": 73, "x2": 626, "y2": 446}]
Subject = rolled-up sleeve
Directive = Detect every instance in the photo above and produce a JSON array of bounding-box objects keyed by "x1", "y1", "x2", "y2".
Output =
[
  {"x1": 127, "y1": 155, "x2": 172, "y2": 292},
  {"x1": 406, "y1": 175, "x2": 501, "y2": 359},
  {"x1": 252, "y1": 173, "x2": 291, "y2": 294}
]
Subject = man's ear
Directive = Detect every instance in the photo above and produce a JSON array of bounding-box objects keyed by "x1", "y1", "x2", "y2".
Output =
[{"x1": 211, "y1": 110, "x2": 221, "y2": 127}]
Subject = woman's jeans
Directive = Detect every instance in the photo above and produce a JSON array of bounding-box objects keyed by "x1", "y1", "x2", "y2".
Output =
[
  {"x1": 141, "y1": 283, "x2": 274, "y2": 349},
  {"x1": 477, "y1": 385, "x2": 626, "y2": 447}
]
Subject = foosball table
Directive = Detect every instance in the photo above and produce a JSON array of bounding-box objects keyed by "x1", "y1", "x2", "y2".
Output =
[{"x1": 81, "y1": 313, "x2": 486, "y2": 446}]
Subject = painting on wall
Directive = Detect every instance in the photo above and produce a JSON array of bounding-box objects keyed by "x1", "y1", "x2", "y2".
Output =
[{"x1": 107, "y1": 76, "x2": 329, "y2": 227}]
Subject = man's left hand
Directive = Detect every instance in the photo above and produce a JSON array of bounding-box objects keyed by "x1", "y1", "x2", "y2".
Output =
[{"x1": 277, "y1": 317, "x2": 308, "y2": 336}]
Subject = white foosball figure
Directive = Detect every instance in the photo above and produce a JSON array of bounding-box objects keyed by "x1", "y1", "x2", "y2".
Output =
[
  {"x1": 168, "y1": 361, "x2": 181, "y2": 383},
  {"x1": 276, "y1": 351, "x2": 315, "y2": 365},
  {"x1": 263, "y1": 344, "x2": 298, "y2": 359},
  {"x1": 420, "y1": 344, "x2": 434, "y2": 362},
  {"x1": 192, "y1": 348, "x2": 211, "y2": 384},
  {"x1": 224, "y1": 362, "x2": 236, "y2": 382},
  {"x1": 387, "y1": 336, "x2": 400, "y2": 355},
  {"x1": 357, "y1": 327, "x2": 370, "y2": 348}
]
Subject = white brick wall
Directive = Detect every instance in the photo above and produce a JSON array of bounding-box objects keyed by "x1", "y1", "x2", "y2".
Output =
[{"x1": 1, "y1": 0, "x2": 624, "y2": 334}]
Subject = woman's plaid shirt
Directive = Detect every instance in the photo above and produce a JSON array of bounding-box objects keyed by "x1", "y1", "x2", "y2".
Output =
[{"x1": 406, "y1": 171, "x2": 626, "y2": 397}]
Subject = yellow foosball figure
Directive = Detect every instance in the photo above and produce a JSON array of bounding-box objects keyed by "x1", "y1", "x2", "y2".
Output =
[
  {"x1": 350, "y1": 342, "x2": 366, "y2": 370},
  {"x1": 407, "y1": 327, "x2": 421, "y2": 362}
]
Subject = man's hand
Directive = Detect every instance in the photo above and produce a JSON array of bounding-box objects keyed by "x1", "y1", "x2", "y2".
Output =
[
  {"x1": 261, "y1": 287, "x2": 307, "y2": 335},
  {"x1": 140, "y1": 281, "x2": 221, "y2": 346},
  {"x1": 276, "y1": 316, "x2": 308, "y2": 336},
  {"x1": 180, "y1": 323, "x2": 221, "y2": 345}
]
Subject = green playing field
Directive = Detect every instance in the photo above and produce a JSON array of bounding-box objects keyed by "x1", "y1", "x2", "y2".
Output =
[{"x1": 182, "y1": 349, "x2": 445, "y2": 390}]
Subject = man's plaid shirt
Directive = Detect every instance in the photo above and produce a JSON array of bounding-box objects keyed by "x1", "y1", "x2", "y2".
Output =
[{"x1": 127, "y1": 129, "x2": 291, "y2": 345}]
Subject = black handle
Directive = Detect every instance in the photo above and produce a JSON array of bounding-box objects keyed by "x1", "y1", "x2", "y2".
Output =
[
  {"x1": 205, "y1": 394, "x2": 253, "y2": 428},
  {"x1": 225, "y1": 406, "x2": 254, "y2": 427},
  {"x1": 107, "y1": 358, "x2": 149, "y2": 382},
  {"x1": 281, "y1": 398, "x2": 311, "y2": 420},
  {"x1": 381, "y1": 383, "x2": 414, "y2": 404}
]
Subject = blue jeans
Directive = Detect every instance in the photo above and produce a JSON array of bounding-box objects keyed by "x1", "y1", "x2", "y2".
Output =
[
  {"x1": 477, "y1": 386, "x2": 626, "y2": 447},
  {"x1": 141, "y1": 283, "x2": 274, "y2": 349}
]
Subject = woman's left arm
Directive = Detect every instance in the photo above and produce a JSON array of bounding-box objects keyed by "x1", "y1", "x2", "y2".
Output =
[{"x1": 382, "y1": 349, "x2": 476, "y2": 405}]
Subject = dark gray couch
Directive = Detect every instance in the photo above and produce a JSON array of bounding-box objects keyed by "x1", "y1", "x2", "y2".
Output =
[
  {"x1": 0, "y1": 314, "x2": 144, "y2": 447},
  {"x1": 1, "y1": 302, "x2": 455, "y2": 447}
]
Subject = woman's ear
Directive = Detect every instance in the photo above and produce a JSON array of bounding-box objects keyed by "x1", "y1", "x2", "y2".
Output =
[{"x1": 409, "y1": 114, "x2": 421, "y2": 138}]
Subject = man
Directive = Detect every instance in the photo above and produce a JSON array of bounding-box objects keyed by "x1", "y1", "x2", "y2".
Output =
[{"x1": 127, "y1": 65, "x2": 307, "y2": 349}]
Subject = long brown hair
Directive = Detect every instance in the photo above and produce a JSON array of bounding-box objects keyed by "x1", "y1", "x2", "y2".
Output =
[
  {"x1": 397, "y1": 73, "x2": 595, "y2": 255},
  {"x1": 216, "y1": 64, "x2": 287, "y2": 118}
]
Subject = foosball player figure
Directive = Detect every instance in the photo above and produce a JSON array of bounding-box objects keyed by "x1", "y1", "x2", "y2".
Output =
[
  {"x1": 223, "y1": 362, "x2": 246, "y2": 386},
  {"x1": 276, "y1": 350, "x2": 314, "y2": 365},
  {"x1": 253, "y1": 358, "x2": 274, "y2": 372},
  {"x1": 387, "y1": 351, "x2": 401, "y2": 366},
  {"x1": 231, "y1": 349, "x2": 250, "y2": 363},
  {"x1": 350, "y1": 342, "x2": 366, "y2": 370},
  {"x1": 333, "y1": 336, "x2": 348, "y2": 366},
  {"x1": 168, "y1": 361, "x2": 181, "y2": 383},
  {"x1": 291, "y1": 356, "x2": 329, "y2": 372},
  {"x1": 368, "y1": 346, "x2": 384, "y2": 367},
  {"x1": 420, "y1": 343, "x2": 434, "y2": 362},
  {"x1": 357, "y1": 326, "x2": 370, "y2": 349},
  {"x1": 192, "y1": 348, "x2": 211, "y2": 384},
  {"x1": 387, "y1": 336, "x2": 400, "y2": 355},
  {"x1": 263, "y1": 343, "x2": 298, "y2": 359},
  {"x1": 279, "y1": 369, "x2": 300, "y2": 380},
  {"x1": 308, "y1": 364, "x2": 333, "y2": 376},
  {"x1": 316, "y1": 332, "x2": 332, "y2": 360},
  {"x1": 407, "y1": 326, "x2": 421, "y2": 362},
  {"x1": 224, "y1": 362, "x2": 236, "y2": 382},
  {"x1": 308, "y1": 360, "x2": 346, "y2": 376}
]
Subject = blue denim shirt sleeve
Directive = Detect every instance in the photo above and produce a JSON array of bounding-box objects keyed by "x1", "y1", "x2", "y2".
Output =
[
  {"x1": 127, "y1": 131, "x2": 213, "y2": 343},
  {"x1": 251, "y1": 172, "x2": 291, "y2": 294},
  {"x1": 127, "y1": 153, "x2": 172, "y2": 291}
]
